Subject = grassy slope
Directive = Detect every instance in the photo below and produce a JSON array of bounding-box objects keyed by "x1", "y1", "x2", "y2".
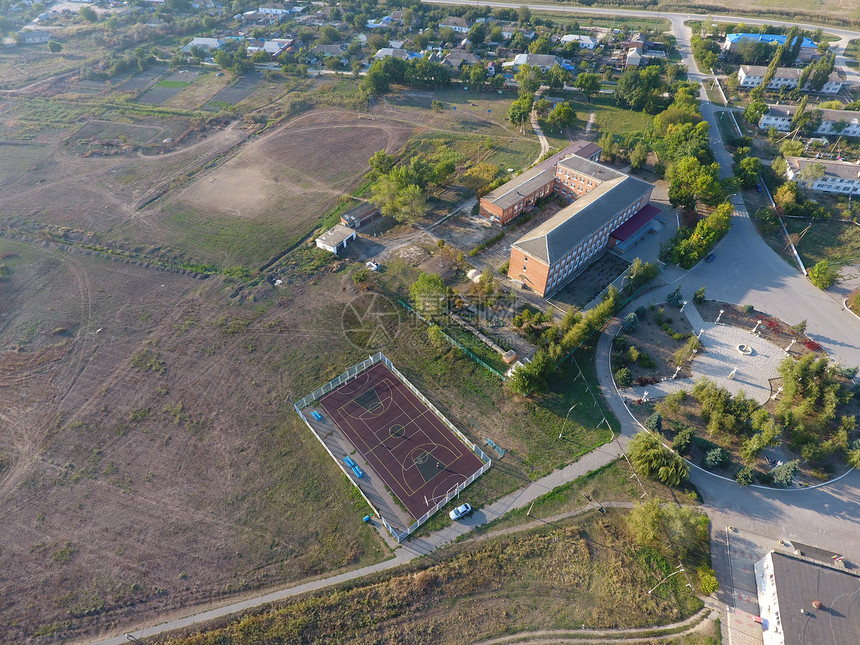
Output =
[{"x1": 164, "y1": 507, "x2": 707, "y2": 645}]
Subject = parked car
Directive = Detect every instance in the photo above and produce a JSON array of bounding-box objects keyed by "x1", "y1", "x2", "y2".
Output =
[
  {"x1": 449, "y1": 503, "x2": 473, "y2": 521},
  {"x1": 705, "y1": 253, "x2": 716, "y2": 263}
]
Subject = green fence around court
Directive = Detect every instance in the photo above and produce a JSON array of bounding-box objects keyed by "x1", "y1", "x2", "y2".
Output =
[{"x1": 397, "y1": 299, "x2": 507, "y2": 381}]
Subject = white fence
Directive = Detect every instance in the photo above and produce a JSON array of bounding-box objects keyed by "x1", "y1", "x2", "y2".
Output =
[
  {"x1": 294, "y1": 402, "x2": 384, "y2": 523},
  {"x1": 294, "y1": 352, "x2": 384, "y2": 411},
  {"x1": 295, "y1": 352, "x2": 492, "y2": 544}
]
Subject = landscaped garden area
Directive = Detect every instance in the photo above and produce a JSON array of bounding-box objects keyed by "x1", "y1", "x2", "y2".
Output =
[{"x1": 613, "y1": 295, "x2": 860, "y2": 487}]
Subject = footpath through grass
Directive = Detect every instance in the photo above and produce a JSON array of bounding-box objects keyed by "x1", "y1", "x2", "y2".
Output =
[{"x1": 163, "y1": 507, "x2": 706, "y2": 645}]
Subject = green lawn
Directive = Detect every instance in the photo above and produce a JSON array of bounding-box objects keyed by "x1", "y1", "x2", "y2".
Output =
[
  {"x1": 156, "y1": 80, "x2": 191, "y2": 88},
  {"x1": 787, "y1": 218, "x2": 860, "y2": 268},
  {"x1": 846, "y1": 39, "x2": 860, "y2": 68},
  {"x1": 558, "y1": 94, "x2": 654, "y2": 137}
]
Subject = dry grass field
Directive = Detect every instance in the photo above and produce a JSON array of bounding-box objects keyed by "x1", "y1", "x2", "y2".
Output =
[
  {"x1": 0, "y1": 73, "x2": 636, "y2": 642},
  {"x1": 0, "y1": 239, "x2": 395, "y2": 642}
]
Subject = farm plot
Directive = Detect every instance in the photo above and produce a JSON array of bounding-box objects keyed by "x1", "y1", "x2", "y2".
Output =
[
  {"x1": 66, "y1": 119, "x2": 187, "y2": 154},
  {"x1": 136, "y1": 69, "x2": 202, "y2": 105},
  {"x1": 119, "y1": 66, "x2": 165, "y2": 93},
  {"x1": 157, "y1": 110, "x2": 414, "y2": 268},
  {"x1": 201, "y1": 72, "x2": 263, "y2": 111}
]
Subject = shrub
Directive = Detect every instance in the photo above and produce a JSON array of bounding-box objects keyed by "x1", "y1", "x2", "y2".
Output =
[
  {"x1": 673, "y1": 336, "x2": 702, "y2": 367},
  {"x1": 770, "y1": 460, "x2": 799, "y2": 488},
  {"x1": 742, "y1": 304, "x2": 754, "y2": 314},
  {"x1": 672, "y1": 425, "x2": 694, "y2": 454},
  {"x1": 704, "y1": 447, "x2": 727, "y2": 470},
  {"x1": 645, "y1": 413, "x2": 663, "y2": 433},
  {"x1": 808, "y1": 260, "x2": 838, "y2": 290},
  {"x1": 693, "y1": 287, "x2": 705, "y2": 303},
  {"x1": 735, "y1": 465, "x2": 754, "y2": 486},
  {"x1": 622, "y1": 312, "x2": 639, "y2": 332},
  {"x1": 635, "y1": 305, "x2": 647, "y2": 318},
  {"x1": 698, "y1": 566, "x2": 719, "y2": 595},
  {"x1": 498, "y1": 261, "x2": 509, "y2": 275},
  {"x1": 613, "y1": 334, "x2": 628, "y2": 349},
  {"x1": 666, "y1": 287, "x2": 683, "y2": 307},
  {"x1": 615, "y1": 367, "x2": 632, "y2": 387}
]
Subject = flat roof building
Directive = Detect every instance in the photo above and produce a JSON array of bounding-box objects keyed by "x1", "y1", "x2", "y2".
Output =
[
  {"x1": 755, "y1": 550, "x2": 860, "y2": 645},
  {"x1": 315, "y1": 224, "x2": 356, "y2": 255}
]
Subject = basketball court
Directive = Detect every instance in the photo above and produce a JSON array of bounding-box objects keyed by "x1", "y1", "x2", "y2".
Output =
[{"x1": 318, "y1": 363, "x2": 484, "y2": 520}]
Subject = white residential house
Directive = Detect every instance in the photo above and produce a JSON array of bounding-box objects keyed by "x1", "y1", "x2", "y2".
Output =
[
  {"x1": 181, "y1": 37, "x2": 225, "y2": 53},
  {"x1": 18, "y1": 29, "x2": 52, "y2": 43},
  {"x1": 502, "y1": 53, "x2": 560, "y2": 73},
  {"x1": 246, "y1": 38, "x2": 293, "y2": 58},
  {"x1": 560, "y1": 34, "x2": 597, "y2": 49},
  {"x1": 373, "y1": 47, "x2": 417, "y2": 61},
  {"x1": 258, "y1": 4, "x2": 288, "y2": 15},
  {"x1": 315, "y1": 224, "x2": 356, "y2": 255},
  {"x1": 759, "y1": 105, "x2": 860, "y2": 138},
  {"x1": 500, "y1": 25, "x2": 535, "y2": 40},
  {"x1": 439, "y1": 17, "x2": 469, "y2": 33},
  {"x1": 737, "y1": 64, "x2": 845, "y2": 94},
  {"x1": 784, "y1": 156, "x2": 860, "y2": 194},
  {"x1": 624, "y1": 48, "x2": 643, "y2": 67}
]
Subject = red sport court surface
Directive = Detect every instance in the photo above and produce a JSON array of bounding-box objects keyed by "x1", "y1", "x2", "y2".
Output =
[{"x1": 319, "y1": 363, "x2": 483, "y2": 519}]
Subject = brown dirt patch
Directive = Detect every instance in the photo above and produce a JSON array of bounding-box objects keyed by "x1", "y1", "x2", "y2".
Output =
[{"x1": 614, "y1": 305, "x2": 695, "y2": 385}]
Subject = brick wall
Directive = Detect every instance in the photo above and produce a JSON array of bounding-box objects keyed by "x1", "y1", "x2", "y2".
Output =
[{"x1": 508, "y1": 247, "x2": 550, "y2": 296}]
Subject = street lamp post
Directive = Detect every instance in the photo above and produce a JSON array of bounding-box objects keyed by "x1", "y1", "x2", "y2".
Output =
[
  {"x1": 647, "y1": 565, "x2": 686, "y2": 595},
  {"x1": 559, "y1": 403, "x2": 579, "y2": 440}
]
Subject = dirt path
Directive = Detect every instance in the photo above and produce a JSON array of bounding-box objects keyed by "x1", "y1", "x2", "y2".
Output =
[{"x1": 473, "y1": 607, "x2": 713, "y2": 644}]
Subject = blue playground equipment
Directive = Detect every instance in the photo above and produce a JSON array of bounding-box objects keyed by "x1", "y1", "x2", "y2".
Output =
[{"x1": 311, "y1": 410, "x2": 323, "y2": 421}]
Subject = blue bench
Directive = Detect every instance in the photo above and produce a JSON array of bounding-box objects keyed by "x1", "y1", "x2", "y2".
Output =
[
  {"x1": 343, "y1": 456, "x2": 357, "y2": 468},
  {"x1": 351, "y1": 465, "x2": 365, "y2": 478},
  {"x1": 311, "y1": 410, "x2": 323, "y2": 421}
]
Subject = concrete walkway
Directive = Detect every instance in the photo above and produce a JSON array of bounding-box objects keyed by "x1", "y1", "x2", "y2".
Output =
[{"x1": 621, "y1": 301, "x2": 787, "y2": 405}]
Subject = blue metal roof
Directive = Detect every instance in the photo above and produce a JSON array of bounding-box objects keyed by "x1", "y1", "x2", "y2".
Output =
[{"x1": 726, "y1": 33, "x2": 816, "y2": 49}]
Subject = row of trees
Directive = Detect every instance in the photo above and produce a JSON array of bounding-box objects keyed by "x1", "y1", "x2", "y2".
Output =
[{"x1": 660, "y1": 202, "x2": 732, "y2": 268}]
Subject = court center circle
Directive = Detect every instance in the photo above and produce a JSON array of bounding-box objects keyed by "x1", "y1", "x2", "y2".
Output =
[{"x1": 390, "y1": 424, "x2": 405, "y2": 438}]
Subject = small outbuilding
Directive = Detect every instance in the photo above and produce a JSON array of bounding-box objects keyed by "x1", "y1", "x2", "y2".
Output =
[
  {"x1": 340, "y1": 202, "x2": 380, "y2": 229},
  {"x1": 315, "y1": 224, "x2": 356, "y2": 255}
]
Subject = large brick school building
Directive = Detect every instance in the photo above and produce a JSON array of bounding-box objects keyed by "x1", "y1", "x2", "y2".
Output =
[{"x1": 478, "y1": 141, "x2": 657, "y2": 297}]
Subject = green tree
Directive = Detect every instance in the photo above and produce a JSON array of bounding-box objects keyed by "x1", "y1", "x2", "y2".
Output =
[
  {"x1": 79, "y1": 5, "x2": 98, "y2": 22},
  {"x1": 546, "y1": 65, "x2": 571, "y2": 91},
  {"x1": 507, "y1": 94, "x2": 533, "y2": 126},
  {"x1": 318, "y1": 25, "x2": 340, "y2": 45},
  {"x1": 573, "y1": 72, "x2": 601, "y2": 103},
  {"x1": 628, "y1": 431, "x2": 689, "y2": 487},
  {"x1": 409, "y1": 272, "x2": 447, "y2": 318},
  {"x1": 735, "y1": 156, "x2": 763, "y2": 189},
  {"x1": 467, "y1": 24, "x2": 486, "y2": 45},
  {"x1": 395, "y1": 184, "x2": 427, "y2": 224},
  {"x1": 808, "y1": 260, "x2": 838, "y2": 290},
  {"x1": 369, "y1": 150, "x2": 395, "y2": 178},
  {"x1": 47, "y1": 40, "x2": 62, "y2": 53},
  {"x1": 370, "y1": 175, "x2": 400, "y2": 218},
  {"x1": 667, "y1": 156, "x2": 724, "y2": 209},
  {"x1": 528, "y1": 37, "x2": 552, "y2": 54},
  {"x1": 546, "y1": 102, "x2": 576, "y2": 131},
  {"x1": 629, "y1": 141, "x2": 648, "y2": 171},
  {"x1": 469, "y1": 62, "x2": 488, "y2": 88},
  {"x1": 514, "y1": 63, "x2": 541, "y2": 95}
]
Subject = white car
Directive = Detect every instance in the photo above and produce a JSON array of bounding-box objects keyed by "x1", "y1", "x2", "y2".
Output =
[{"x1": 449, "y1": 503, "x2": 473, "y2": 521}]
